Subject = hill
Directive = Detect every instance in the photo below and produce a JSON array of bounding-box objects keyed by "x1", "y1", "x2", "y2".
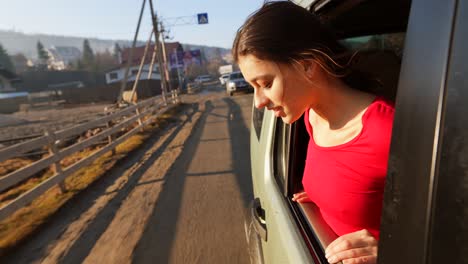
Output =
[{"x1": 0, "y1": 29, "x2": 230, "y2": 61}]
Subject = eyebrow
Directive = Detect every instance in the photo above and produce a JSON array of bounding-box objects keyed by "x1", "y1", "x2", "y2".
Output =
[{"x1": 249, "y1": 74, "x2": 274, "y2": 83}]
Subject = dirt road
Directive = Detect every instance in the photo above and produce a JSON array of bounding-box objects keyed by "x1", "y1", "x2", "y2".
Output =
[{"x1": 2, "y1": 86, "x2": 254, "y2": 264}]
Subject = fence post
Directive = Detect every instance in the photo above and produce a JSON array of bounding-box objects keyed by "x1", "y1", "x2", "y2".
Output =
[
  {"x1": 45, "y1": 129, "x2": 66, "y2": 193},
  {"x1": 135, "y1": 106, "x2": 144, "y2": 132},
  {"x1": 106, "y1": 121, "x2": 116, "y2": 155},
  {"x1": 175, "y1": 89, "x2": 180, "y2": 103},
  {"x1": 104, "y1": 107, "x2": 118, "y2": 155}
]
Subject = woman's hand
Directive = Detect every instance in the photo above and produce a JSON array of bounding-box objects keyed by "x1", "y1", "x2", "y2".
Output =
[
  {"x1": 292, "y1": 191, "x2": 312, "y2": 203},
  {"x1": 325, "y1": 229, "x2": 378, "y2": 264}
]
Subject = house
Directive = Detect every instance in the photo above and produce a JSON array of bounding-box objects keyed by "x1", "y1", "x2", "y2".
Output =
[
  {"x1": 119, "y1": 42, "x2": 183, "y2": 66},
  {"x1": 0, "y1": 66, "x2": 20, "y2": 92},
  {"x1": 106, "y1": 42, "x2": 183, "y2": 95},
  {"x1": 0, "y1": 66, "x2": 27, "y2": 113},
  {"x1": 47, "y1": 46, "x2": 82, "y2": 70}
]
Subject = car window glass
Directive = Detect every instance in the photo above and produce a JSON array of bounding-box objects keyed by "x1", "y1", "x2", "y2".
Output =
[
  {"x1": 287, "y1": 32, "x2": 406, "y2": 258},
  {"x1": 252, "y1": 106, "x2": 264, "y2": 141},
  {"x1": 340, "y1": 33, "x2": 405, "y2": 58},
  {"x1": 273, "y1": 118, "x2": 290, "y2": 195},
  {"x1": 230, "y1": 72, "x2": 243, "y2": 79}
]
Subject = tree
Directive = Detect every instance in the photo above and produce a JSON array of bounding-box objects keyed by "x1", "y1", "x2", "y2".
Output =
[
  {"x1": 112, "y1": 43, "x2": 122, "y2": 62},
  {"x1": 74, "y1": 59, "x2": 84, "y2": 70},
  {"x1": 213, "y1": 48, "x2": 223, "y2": 62},
  {"x1": 94, "y1": 50, "x2": 118, "y2": 73},
  {"x1": 0, "y1": 43, "x2": 15, "y2": 72},
  {"x1": 11, "y1": 53, "x2": 29, "y2": 73},
  {"x1": 36, "y1": 41, "x2": 49, "y2": 67},
  {"x1": 82, "y1": 39, "x2": 95, "y2": 71}
]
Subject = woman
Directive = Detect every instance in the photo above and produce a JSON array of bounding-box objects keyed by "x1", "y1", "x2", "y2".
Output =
[{"x1": 233, "y1": 2, "x2": 394, "y2": 264}]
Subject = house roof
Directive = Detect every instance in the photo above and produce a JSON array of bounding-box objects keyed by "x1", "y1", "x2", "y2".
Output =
[
  {"x1": 47, "y1": 46, "x2": 82, "y2": 61},
  {"x1": 120, "y1": 42, "x2": 183, "y2": 67}
]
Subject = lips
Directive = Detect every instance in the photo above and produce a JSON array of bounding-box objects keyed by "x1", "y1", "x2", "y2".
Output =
[
  {"x1": 267, "y1": 106, "x2": 283, "y2": 117},
  {"x1": 274, "y1": 109, "x2": 282, "y2": 117},
  {"x1": 267, "y1": 106, "x2": 281, "y2": 111}
]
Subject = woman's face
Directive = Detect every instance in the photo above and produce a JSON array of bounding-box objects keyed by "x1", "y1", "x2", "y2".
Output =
[{"x1": 238, "y1": 54, "x2": 313, "y2": 124}]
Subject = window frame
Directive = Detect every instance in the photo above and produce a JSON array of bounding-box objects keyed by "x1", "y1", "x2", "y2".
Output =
[
  {"x1": 270, "y1": 32, "x2": 410, "y2": 264},
  {"x1": 378, "y1": 0, "x2": 467, "y2": 262},
  {"x1": 272, "y1": 118, "x2": 290, "y2": 195},
  {"x1": 268, "y1": 5, "x2": 413, "y2": 264},
  {"x1": 259, "y1": 0, "x2": 466, "y2": 262}
]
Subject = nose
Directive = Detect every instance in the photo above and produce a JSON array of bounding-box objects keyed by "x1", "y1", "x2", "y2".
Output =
[{"x1": 254, "y1": 88, "x2": 269, "y2": 109}]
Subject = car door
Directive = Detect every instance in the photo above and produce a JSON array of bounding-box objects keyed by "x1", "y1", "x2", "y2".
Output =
[
  {"x1": 249, "y1": 106, "x2": 315, "y2": 264},
  {"x1": 378, "y1": 0, "x2": 468, "y2": 262}
]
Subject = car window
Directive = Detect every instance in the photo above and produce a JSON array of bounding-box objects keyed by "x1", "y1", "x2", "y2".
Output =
[
  {"x1": 230, "y1": 72, "x2": 244, "y2": 79},
  {"x1": 284, "y1": 32, "x2": 406, "y2": 258},
  {"x1": 340, "y1": 33, "x2": 405, "y2": 58},
  {"x1": 252, "y1": 106, "x2": 264, "y2": 141},
  {"x1": 340, "y1": 33, "x2": 405, "y2": 101},
  {"x1": 273, "y1": 118, "x2": 290, "y2": 195}
]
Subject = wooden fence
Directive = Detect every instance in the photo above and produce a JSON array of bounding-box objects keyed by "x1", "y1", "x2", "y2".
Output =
[{"x1": 0, "y1": 91, "x2": 179, "y2": 222}]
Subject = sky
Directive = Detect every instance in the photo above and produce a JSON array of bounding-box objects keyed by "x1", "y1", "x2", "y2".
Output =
[{"x1": 0, "y1": 0, "x2": 266, "y2": 49}]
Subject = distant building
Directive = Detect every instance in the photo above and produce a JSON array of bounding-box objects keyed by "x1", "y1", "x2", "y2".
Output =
[
  {"x1": 105, "y1": 64, "x2": 161, "y2": 84},
  {"x1": 0, "y1": 67, "x2": 26, "y2": 113},
  {"x1": 222, "y1": 53, "x2": 234, "y2": 64},
  {"x1": 105, "y1": 42, "x2": 183, "y2": 85},
  {"x1": 119, "y1": 42, "x2": 183, "y2": 66},
  {"x1": 47, "y1": 46, "x2": 82, "y2": 70}
]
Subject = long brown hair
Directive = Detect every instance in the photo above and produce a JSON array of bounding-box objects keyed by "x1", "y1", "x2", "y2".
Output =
[{"x1": 233, "y1": 1, "x2": 380, "y2": 94}]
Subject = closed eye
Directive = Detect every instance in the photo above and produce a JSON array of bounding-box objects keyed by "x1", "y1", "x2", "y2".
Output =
[{"x1": 258, "y1": 81, "x2": 272, "y2": 89}]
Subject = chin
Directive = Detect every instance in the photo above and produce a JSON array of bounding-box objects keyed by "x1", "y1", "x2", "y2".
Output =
[
  {"x1": 280, "y1": 112, "x2": 302, "y2": 124},
  {"x1": 280, "y1": 115, "x2": 294, "y2": 124}
]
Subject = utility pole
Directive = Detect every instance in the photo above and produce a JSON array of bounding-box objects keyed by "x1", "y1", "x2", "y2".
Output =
[
  {"x1": 159, "y1": 22, "x2": 173, "y2": 93},
  {"x1": 173, "y1": 48, "x2": 183, "y2": 91},
  {"x1": 149, "y1": 0, "x2": 168, "y2": 103},
  {"x1": 117, "y1": 0, "x2": 147, "y2": 103}
]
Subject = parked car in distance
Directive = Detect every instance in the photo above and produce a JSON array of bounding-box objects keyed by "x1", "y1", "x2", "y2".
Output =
[
  {"x1": 225, "y1": 71, "x2": 253, "y2": 96},
  {"x1": 194, "y1": 74, "x2": 213, "y2": 84},
  {"x1": 219, "y1": 73, "x2": 230, "y2": 85}
]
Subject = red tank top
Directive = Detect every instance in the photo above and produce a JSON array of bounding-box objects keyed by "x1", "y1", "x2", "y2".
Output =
[{"x1": 302, "y1": 97, "x2": 394, "y2": 239}]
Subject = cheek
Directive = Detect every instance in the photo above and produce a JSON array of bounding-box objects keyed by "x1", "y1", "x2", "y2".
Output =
[
  {"x1": 268, "y1": 79, "x2": 285, "y2": 106},
  {"x1": 282, "y1": 80, "x2": 306, "y2": 115}
]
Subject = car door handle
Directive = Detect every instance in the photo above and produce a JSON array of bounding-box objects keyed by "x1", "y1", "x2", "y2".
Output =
[{"x1": 251, "y1": 198, "x2": 267, "y2": 241}]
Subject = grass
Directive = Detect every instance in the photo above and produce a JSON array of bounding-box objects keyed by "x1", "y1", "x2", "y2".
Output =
[{"x1": 0, "y1": 103, "x2": 186, "y2": 255}]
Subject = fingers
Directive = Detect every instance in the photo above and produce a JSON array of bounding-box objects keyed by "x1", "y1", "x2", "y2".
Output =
[
  {"x1": 326, "y1": 230, "x2": 376, "y2": 253},
  {"x1": 291, "y1": 192, "x2": 306, "y2": 201},
  {"x1": 325, "y1": 230, "x2": 378, "y2": 264},
  {"x1": 297, "y1": 197, "x2": 311, "y2": 203},
  {"x1": 291, "y1": 192, "x2": 311, "y2": 203},
  {"x1": 327, "y1": 247, "x2": 377, "y2": 264}
]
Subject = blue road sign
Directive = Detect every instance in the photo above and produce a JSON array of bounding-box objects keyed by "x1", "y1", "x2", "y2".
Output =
[{"x1": 197, "y1": 13, "x2": 208, "y2": 24}]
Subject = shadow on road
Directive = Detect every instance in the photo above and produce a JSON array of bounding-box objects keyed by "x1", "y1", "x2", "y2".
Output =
[
  {"x1": 4, "y1": 95, "x2": 254, "y2": 264},
  {"x1": 131, "y1": 100, "x2": 215, "y2": 263},
  {"x1": 132, "y1": 96, "x2": 253, "y2": 263},
  {"x1": 223, "y1": 97, "x2": 254, "y2": 208},
  {"x1": 2, "y1": 103, "x2": 199, "y2": 264}
]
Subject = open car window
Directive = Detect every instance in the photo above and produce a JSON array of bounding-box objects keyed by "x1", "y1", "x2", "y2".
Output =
[
  {"x1": 270, "y1": 30, "x2": 407, "y2": 261},
  {"x1": 340, "y1": 33, "x2": 405, "y2": 58}
]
